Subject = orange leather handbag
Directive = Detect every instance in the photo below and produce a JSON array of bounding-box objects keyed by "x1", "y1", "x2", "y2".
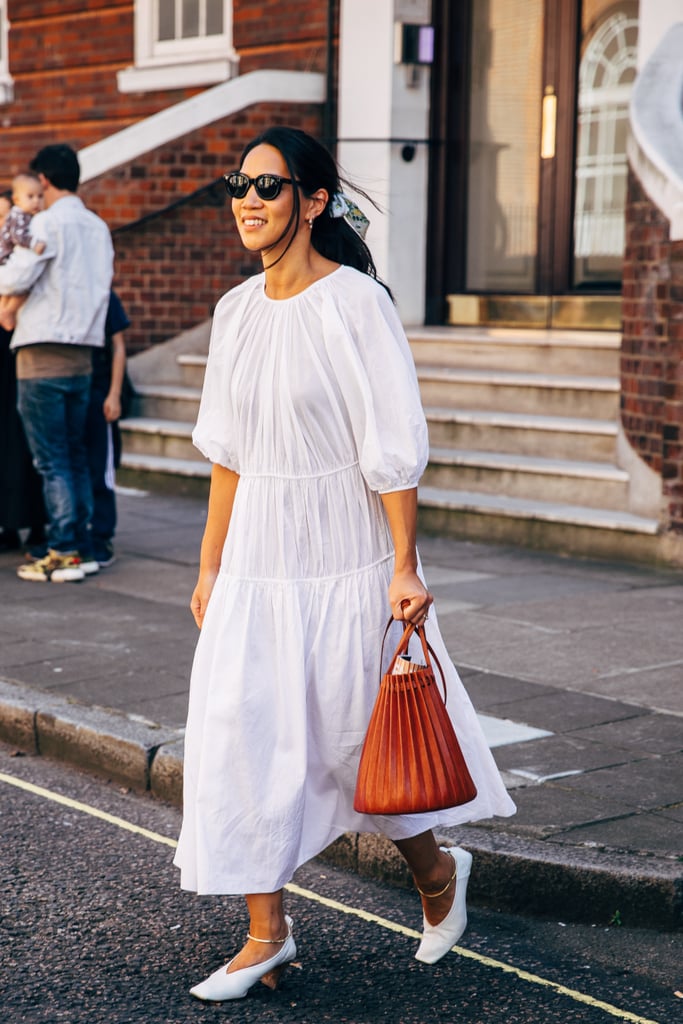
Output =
[{"x1": 354, "y1": 619, "x2": 477, "y2": 815}]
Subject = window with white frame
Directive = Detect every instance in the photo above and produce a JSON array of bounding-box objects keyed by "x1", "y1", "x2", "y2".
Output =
[
  {"x1": 118, "y1": 0, "x2": 238, "y2": 93},
  {"x1": 573, "y1": 6, "x2": 638, "y2": 286},
  {"x1": 0, "y1": 0, "x2": 14, "y2": 105}
]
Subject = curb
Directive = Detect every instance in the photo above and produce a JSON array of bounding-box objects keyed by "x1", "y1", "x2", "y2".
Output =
[
  {"x1": 0, "y1": 677, "x2": 184, "y2": 799},
  {"x1": 1, "y1": 677, "x2": 680, "y2": 932}
]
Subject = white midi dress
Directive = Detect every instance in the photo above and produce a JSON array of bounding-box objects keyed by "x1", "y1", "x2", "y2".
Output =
[{"x1": 174, "y1": 265, "x2": 515, "y2": 895}]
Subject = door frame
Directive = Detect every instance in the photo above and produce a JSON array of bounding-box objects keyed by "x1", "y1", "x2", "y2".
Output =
[
  {"x1": 426, "y1": 0, "x2": 581, "y2": 322},
  {"x1": 538, "y1": 0, "x2": 580, "y2": 296}
]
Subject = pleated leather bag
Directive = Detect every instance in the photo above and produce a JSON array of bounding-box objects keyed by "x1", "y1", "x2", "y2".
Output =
[{"x1": 354, "y1": 619, "x2": 477, "y2": 815}]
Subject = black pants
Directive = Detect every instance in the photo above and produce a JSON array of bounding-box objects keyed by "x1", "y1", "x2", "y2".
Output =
[
  {"x1": 85, "y1": 381, "x2": 119, "y2": 546},
  {"x1": 0, "y1": 327, "x2": 45, "y2": 532}
]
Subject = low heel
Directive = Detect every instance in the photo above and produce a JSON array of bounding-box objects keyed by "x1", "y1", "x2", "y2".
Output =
[
  {"x1": 190, "y1": 915, "x2": 296, "y2": 1002},
  {"x1": 260, "y1": 964, "x2": 287, "y2": 990}
]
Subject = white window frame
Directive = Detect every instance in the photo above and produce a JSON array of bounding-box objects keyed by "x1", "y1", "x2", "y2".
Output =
[
  {"x1": 118, "y1": 0, "x2": 239, "y2": 94},
  {"x1": 574, "y1": 10, "x2": 638, "y2": 263},
  {"x1": 0, "y1": 1, "x2": 14, "y2": 104}
]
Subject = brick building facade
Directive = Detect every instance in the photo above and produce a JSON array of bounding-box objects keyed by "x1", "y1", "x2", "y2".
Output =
[
  {"x1": 1, "y1": 0, "x2": 331, "y2": 351},
  {"x1": 1, "y1": 1, "x2": 682, "y2": 551},
  {"x1": 621, "y1": 170, "x2": 683, "y2": 533}
]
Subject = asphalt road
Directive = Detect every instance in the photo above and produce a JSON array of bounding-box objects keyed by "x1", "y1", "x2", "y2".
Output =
[{"x1": 1, "y1": 746, "x2": 679, "y2": 1024}]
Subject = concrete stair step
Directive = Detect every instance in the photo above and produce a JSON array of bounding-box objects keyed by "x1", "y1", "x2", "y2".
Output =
[
  {"x1": 423, "y1": 448, "x2": 630, "y2": 510},
  {"x1": 417, "y1": 366, "x2": 619, "y2": 418},
  {"x1": 173, "y1": 327, "x2": 621, "y2": 385},
  {"x1": 117, "y1": 450, "x2": 210, "y2": 497},
  {"x1": 426, "y1": 406, "x2": 617, "y2": 461},
  {"x1": 418, "y1": 486, "x2": 660, "y2": 563},
  {"x1": 177, "y1": 352, "x2": 208, "y2": 389},
  {"x1": 408, "y1": 327, "x2": 620, "y2": 376},
  {"x1": 132, "y1": 383, "x2": 201, "y2": 422},
  {"x1": 119, "y1": 417, "x2": 199, "y2": 461},
  {"x1": 119, "y1": 323, "x2": 664, "y2": 562}
]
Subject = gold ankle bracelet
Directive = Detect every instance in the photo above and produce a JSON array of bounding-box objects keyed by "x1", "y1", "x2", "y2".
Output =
[
  {"x1": 247, "y1": 931, "x2": 288, "y2": 944},
  {"x1": 415, "y1": 858, "x2": 457, "y2": 899}
]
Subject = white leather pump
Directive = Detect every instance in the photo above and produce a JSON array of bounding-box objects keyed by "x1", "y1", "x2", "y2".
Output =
[
  {"x1": 415, "y1": 847, "x2": 472, "y2": 964},
  {"x1": 190, "y1": 914, "x2": 296, "y2": 1001}
]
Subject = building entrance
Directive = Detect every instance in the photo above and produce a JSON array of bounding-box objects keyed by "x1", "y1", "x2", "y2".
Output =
[{"x1": 427, "y1": 0, "x2": 639, "y2": 327}]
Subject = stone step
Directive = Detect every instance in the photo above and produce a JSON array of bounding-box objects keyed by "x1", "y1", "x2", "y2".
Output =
[
  {"x1": 175, "y1": 328, "x2": 622, "y2": 387},
  {"x1": 408, "y1": 327, "x2": 620, "y2": 376},
  {"x1": 423, "y1": 448, "x2": 630, "y2": 510},
  {"x1": 117, "y1": 451, "x2": 210, "y2": 498},
  {"x1": 417, "y1": 486, "x2": 660, "y2": 564},
  {"x1": 152, "y1": 325, "x2": 623, "y2": 397},
  {"x1": 417, "y1": 367, "x2": 620, "y2": 419},
  {"x1": 425, "y1": 407, "x2": 617, "y2": 462},
  {"x1": 118, "y1": 322, "x2": 663, "y2": 563},
  {"x1": 119, "y1": 417, "x2": 198, "y2": 461},
  {"x1": 177, "y1": 353, "x2": 207, "y2": 389},
  {"x1": 132, "y1": 383, "x2": 201, "y2": 422}
]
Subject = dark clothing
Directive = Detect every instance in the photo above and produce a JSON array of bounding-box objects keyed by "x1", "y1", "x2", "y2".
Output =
[
  {"x1": 87, "y1": 290, "x2": 131, "y2": 547},
  {"x1": 92, "y1": 289, "x2": 131, "y2": 394},
  {"x1": 86, "y1": 384, "x2": 117, "y2": 544},
  {"x1": 0, "y1": 326, "x2": 45, "y2": 530}
]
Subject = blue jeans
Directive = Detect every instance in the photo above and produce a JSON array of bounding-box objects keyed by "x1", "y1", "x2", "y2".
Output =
[{"x1": 17, "y1": 375, "x2": 94, "y2": 556}]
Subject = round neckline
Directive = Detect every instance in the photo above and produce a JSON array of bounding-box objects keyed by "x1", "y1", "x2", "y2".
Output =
[{"x1": 260, "y1": 264, "x2": 344, "y2": 304}]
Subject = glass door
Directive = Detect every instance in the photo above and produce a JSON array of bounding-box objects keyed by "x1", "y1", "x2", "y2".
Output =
[
  {"x1": 429, "y1": 0, "x2": 640, "y2": 314},
  {"x1": 466, "y1": 0, "x2": 544, "y2": 293}
]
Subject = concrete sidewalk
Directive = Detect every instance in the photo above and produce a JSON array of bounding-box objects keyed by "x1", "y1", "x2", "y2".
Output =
[{"x1": 1, "y1": 488, "x2": 681, "y2": 929}]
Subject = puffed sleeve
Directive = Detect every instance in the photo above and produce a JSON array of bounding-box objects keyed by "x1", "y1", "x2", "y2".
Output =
[
  {"x1": 323, "y1": 271, "x2": 429, "y2": 493},
  {"x1": 191, "y1": 289, "x2": 244, "y2": 471}
]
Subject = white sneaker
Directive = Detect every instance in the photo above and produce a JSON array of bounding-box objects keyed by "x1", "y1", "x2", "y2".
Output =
[{"x1": 17, "y1": 550, "x2": 85, "y2": 583}]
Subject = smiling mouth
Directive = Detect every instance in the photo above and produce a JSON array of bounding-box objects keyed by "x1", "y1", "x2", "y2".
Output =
[{"x1": 243, "y1": 218, "x2": 267, "y2": 227}]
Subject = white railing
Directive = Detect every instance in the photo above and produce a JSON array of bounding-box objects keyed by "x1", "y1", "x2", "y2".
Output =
[{"x1": 78, "y1": 69, "x2": 325, "y2": 184}]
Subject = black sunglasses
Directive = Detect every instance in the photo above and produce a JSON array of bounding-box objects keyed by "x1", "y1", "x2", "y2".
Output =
[{"x1": 223, "y1": 172, "x2": 301, "y2": 201}]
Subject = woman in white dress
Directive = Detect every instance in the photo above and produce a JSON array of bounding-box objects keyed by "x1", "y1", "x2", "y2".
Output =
[{"x1": 175, "y1": 126, "x2": 515, "y2": 1002}]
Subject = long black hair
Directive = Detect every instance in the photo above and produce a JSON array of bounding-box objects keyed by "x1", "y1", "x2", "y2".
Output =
[{"x1": 239, "y1": 126, "x2": 391, "y2": 294}]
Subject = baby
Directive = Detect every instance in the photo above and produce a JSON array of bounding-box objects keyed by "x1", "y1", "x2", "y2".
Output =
[{"x1": 0, "y1": 172, "x2": 46, "y2": 330}]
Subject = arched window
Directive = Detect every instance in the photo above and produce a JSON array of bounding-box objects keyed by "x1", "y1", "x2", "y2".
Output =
[{"x1": 573, "y1": 5, "x2": 639, "y2": 287}]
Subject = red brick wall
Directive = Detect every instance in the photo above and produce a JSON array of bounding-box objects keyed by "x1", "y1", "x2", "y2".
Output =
[
  {"x1": 1, "y1": 2, "x2": 332, "y2": 351},
  {"x1": 2, "y1": 0, "x2": 331, "y2": 180},
  {"x1": 3, "y1": 0, "x2": 193, "y2": 171},
  {"x1": 621, "y1": 169, "x2": 683, "y2": 532}
]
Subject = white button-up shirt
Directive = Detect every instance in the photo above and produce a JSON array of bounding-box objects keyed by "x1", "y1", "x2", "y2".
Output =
[{"x1": 0, "y1": 193, "x2": 114, "y2": 350}]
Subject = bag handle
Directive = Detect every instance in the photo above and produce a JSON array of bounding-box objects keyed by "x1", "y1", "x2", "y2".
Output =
[{"x1": 380, "y1": 617, "x2": 448, "y2": 702}]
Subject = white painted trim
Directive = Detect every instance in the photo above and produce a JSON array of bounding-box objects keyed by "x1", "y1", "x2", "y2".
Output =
[
  {"x1": 0, "y1": 74, "x2": 13, "y2": 105},
  {"x1": 117, "y1": 58, "x2": 235, "y2": 93},
  {"x1": 338, "y1": 0, "x2": 431, "y2": 325},
  {"x1": 79, "y1": 69, "x2": 326, "y2": 184},
  {"x1": 134, "y1": 0, "x2": 236, "y2": 66},
  {"x1": 0, "y1": 0, "x2": 12, "y2": 104},
  {"x1": 629, "y1": 22, "x2": 683, "y2": 239}
]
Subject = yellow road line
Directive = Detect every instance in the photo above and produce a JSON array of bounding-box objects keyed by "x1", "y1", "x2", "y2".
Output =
[
  {"x1": 0, "y1": 771, "x2": 178, "y2": 848},
  {"x1": 285, "y1": 882, "x2": 660, "y2": 1024},
  {"x1": 0, "y1": 770, "x2": 661, "y2": 1024}
]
